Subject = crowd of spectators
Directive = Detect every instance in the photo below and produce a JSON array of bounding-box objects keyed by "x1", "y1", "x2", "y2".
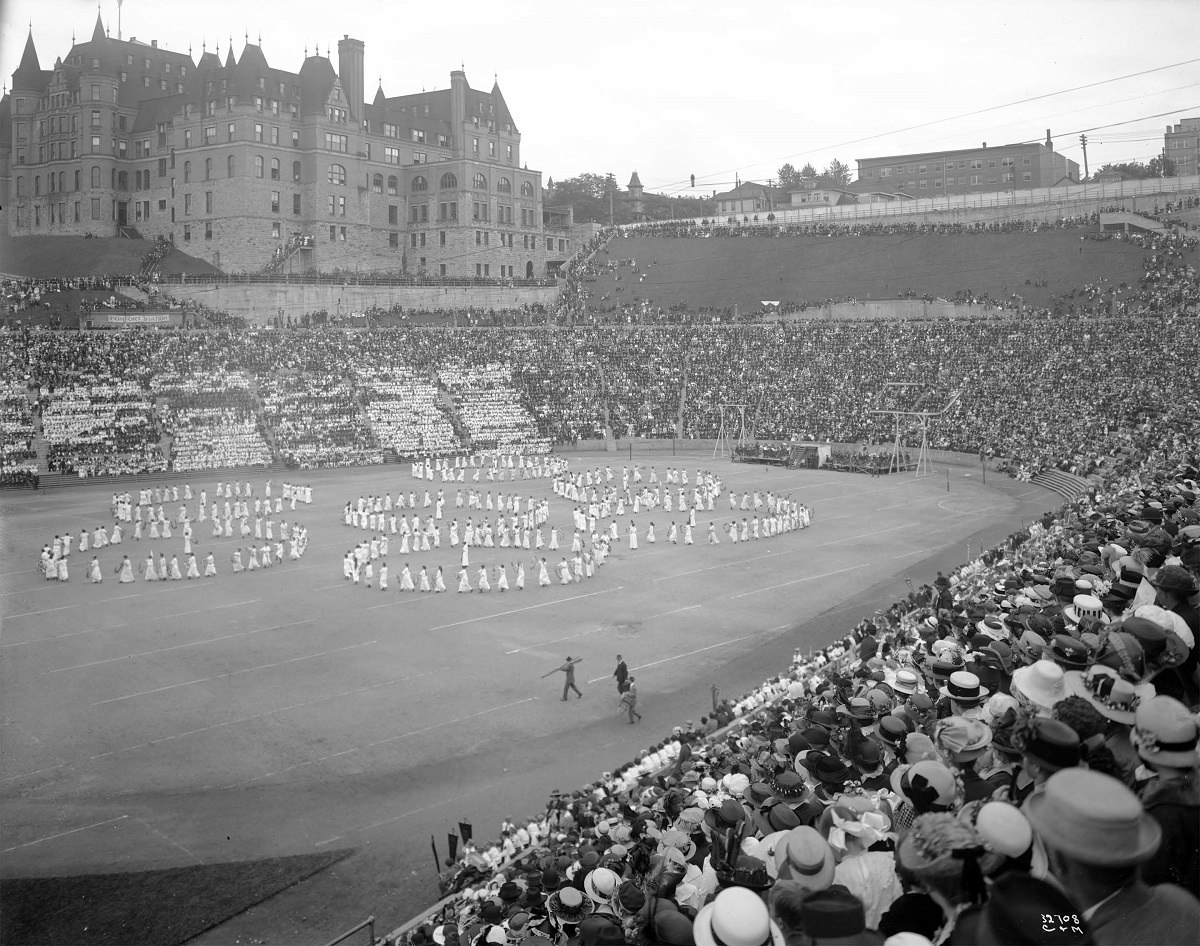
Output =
[
  {"x1": 40, "y1": 379, "x2": 165, "y2": 477},
  {"x1": 357, "y1": 368, "x2": 460, "y2": 458},
  {"x1": 258, "y1": 375, "x2": 383, "y2": 469},
  {"x1": 0, "y1": 380, "x2": 39, "y2": 481},
  {"x1": 153, "y1": 371, "x2": 272, "y2": 472},
  {"x1": 382, "y1": 407, "x2": 1200, "y2": 946},
  {"x1": 440, "y1": 365, "x2": 551, "y2": 453}
]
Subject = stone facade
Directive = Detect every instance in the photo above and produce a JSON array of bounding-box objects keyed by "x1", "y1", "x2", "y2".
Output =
[{"x1": 2, "y1": 15, "x2": 564, "y2": 276}]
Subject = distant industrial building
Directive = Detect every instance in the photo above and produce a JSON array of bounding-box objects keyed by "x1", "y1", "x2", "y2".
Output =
[{"x1": 855, "y1": 133, "x2": 1080, "y2": 197}]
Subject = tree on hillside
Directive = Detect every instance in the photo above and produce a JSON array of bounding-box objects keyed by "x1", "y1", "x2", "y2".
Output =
[
  {"x1": 822, "y1": 159, "x2": 852, "y2": 185},
  {"x1": 550, "y1": 173, "x2": 615, "y2": 222},
  {"x1": 1148, "y1": 154, "x2": 1177, "y2": 178},
  {"x1": 777, "y1": 163, "x2": 803, "y2": 190}
]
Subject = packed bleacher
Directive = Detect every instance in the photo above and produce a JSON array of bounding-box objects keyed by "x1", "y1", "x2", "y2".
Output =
[
  {"x1": 40, "y1": 379, "x2": 165, "y2": 477},
  {"x1": 358, "y1": 368, "x2": 461, "y2": 457},
  {"x1": 439, "y1": 364, "x2": 552, "y2": 453},
  {"x1": 153, "y1": 371, "x2": 272, "y2": 472},
  {"x1": 257, "y1": 374, "x2": 384, "y2": 469},
  {"x1": 0, "y1": 380, "x2": 40, "y2": 483}
]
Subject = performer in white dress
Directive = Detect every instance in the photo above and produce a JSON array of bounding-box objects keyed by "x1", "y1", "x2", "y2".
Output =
[{"x1": 88, "y1": 556, "x2": 103, "y2": 583}]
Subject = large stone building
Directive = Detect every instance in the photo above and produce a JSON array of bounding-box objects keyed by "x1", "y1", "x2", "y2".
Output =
[
  {"x1": 1, "y1": 14, "x2": 562, "y2": 276},
  {"x1": 855, "y1": 134, "x2": 1080, "y2": 197}
]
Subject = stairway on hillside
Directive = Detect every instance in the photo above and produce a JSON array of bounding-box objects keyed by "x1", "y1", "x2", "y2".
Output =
[
  {"x1": 32, "y1": 406, "x2": 48, "y2": 475},
  {"x1": 438, "y1": 386, "x2": 471, "y2": 448},
  {"x1": 675, "y1": 345, "x2": 694, "y2": 439}
]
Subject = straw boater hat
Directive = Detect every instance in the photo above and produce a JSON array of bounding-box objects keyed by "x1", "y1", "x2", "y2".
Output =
[
  {"x1": 692, "y1": 887, "x2": 785, "y2": 946},
  {"x1": 939, "y1": 670, "x2": 988, "y2": 706},
  {"x1": 935, "y1": 716, "x2": 993, "y2": 762},
  {"x1": 546, "y1": 887, "x2": 593, "y2": 926},
  {"x1": 1024, "y1": 769, "x2": 1161, "y2": 867},
  {"x1": 1130, "y1": 695, "x2": 1200, "y2": 768},
  {"x1": 772, "y1": 826, "x2": 836, "y2": 891}
]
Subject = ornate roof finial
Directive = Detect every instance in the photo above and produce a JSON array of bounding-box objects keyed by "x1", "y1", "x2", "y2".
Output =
[
  {"x1": 258, "y1": 32, "x2": 262, "y2": 46},
  {"x1": 244, "y1": 29, "x2": 248, "y2": 45}
]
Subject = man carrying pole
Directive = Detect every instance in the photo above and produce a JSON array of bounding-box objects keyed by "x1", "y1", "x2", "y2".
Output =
[{"x1": 542, "y1": 656, "x2": 583, "y2": 701}]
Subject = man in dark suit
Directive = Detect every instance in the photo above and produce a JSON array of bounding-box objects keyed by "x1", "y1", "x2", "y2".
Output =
[{"x1": 613, "y1": 654, "x2": 629, "y2": 694}]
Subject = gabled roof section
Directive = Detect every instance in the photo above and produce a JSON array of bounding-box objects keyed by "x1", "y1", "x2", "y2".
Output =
[
  {"x1": 224, "y1": 43, "x2": 237, "y2": 69},
  {"x1": 373, "y1": 83, "x2": 386, "y2": 106}
]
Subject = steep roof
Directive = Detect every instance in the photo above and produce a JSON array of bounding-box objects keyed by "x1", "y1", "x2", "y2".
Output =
[
  {"x1": 91, "y1": 11, "x2": 106, "y2": 43},
  {"x1": 628, "y1": 171, "x2": 643, "y2": 189},
  {"x1": 11, "y1": 29, "x2": 50, "y2": 92},
  {"x1": 491, "y1": 79, "x2": 516, "y2": 133}
]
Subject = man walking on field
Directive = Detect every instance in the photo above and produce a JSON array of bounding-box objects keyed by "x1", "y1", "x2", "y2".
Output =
[
  {"x1": 622, "y1": 677, "x2": 643, "y2": 724},
  {"x1": 543, "y1": 656, "x2": 583, "y2": 701},
  {"x1": 613, "y1": 654, "x2": 629, "y2": 694}
]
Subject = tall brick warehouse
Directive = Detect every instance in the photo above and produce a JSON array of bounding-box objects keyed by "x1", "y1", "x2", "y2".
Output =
[{"x1": 1, "y1": 13, "x2": 566, "y2": 275}]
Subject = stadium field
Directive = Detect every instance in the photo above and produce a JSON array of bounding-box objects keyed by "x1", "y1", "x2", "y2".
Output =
[{"x1": 0, "y1": 450, "x2": 1059, "y2": 942}]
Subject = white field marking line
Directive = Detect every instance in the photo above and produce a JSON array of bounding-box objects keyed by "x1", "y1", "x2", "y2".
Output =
[
  {"x1": 513, "y1": 603, "x2": 701, "y2": 658},
  {"x1": 364, "y1": 592, "x2": 442, "y2": 612},
  {"x1": 1, "y1": 575, "x2": 214, "y2": 597},
  {"x1": 653, "y1": 521, "x2": 916, "y2": 583},
  {"x1": 2, "y1": 579, "x2": 210, "y2": 616},
  {"x1": 93, "y1": 637, "x2": 374, "y2": 705},
  {"x1": 429, "y1": 587, "x2": 623, "y2": 631},
  {"x1": 1, "y1": 622, "x2": 131, "y2": 648},
  {"x1": 891, "y1": 543, "x2": 973, "y2": 561},
  {"x1": 622, "y1": 631, "x2": 784, "y2": 675},
  {"x1": 219, "y1": 696, "x2": 538, "y2": 790},
  {"x1": 2, "y1": 667, "x2": 449, "y2": 784},
  {"x1": 0, "y1": 815, "x2": 129, "y2": 855},
  {"x1": 730, "y1": 562, "x2": 876, "y2": 600},
  {"x1": 506, "y1": 626, "x2": 604, "y2": 655},
  {"x1": 43, "y1": 604, "x2": 281, "y2": 673},
  {"x1": 2, "y1": 592, "x2": 272, "y2": 649},
  {"x1": 134, "y1": 816, "x2": 203, "y2": 863},
  {"x1": 315, "y1": 795, "x2": 464, "y2": 847}
]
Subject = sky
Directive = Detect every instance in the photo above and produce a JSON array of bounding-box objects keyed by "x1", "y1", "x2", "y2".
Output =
[{"x1": 4, "y1": 0, "x2": 1199, "y2": 196}]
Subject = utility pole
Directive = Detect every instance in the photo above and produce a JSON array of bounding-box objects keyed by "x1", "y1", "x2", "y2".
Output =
[{"x1": 1079, "y1": 134, "x2": 1089, "y2": 180}]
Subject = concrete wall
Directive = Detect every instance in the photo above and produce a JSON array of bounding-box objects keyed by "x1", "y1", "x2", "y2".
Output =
[{"x1": 163, "y1": 282, "x2": 560, "y2": 321}]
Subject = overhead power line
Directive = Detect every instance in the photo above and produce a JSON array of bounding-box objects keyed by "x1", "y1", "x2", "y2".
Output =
[{"x1": 644, "y1": 57, "x2": 1200, "y2": 192}]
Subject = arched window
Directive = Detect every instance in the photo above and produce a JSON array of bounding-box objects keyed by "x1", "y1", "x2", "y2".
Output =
[
  {"x1": 292, "y1": 161, "x2": 301, "y2": 183},
  {"x1": 328, "y1": 163, "x2": 346, "y2": 186},
  {"x1": 205, "y1": 157, "x2": 212, "y2": 180},
  {"x1": 91, "y1": 166, "x2": 101, "y2": 187},
  {"x1": 520, "y1": 181, "x2": 533, "y2": 197},
  {"x1": 440, "y1": 172, "x2": 457, "y2": 189},
  {"x1": 74, "y1": 170, "x2": 81, "y2": 191},
  {"x1": 34, "y1": 175, "x2": 41, "y2": 196},
  {"x1": 60, "y1": 171, "x2": 66, "y2": 192},
  {"x1": 271, "y1": 157, "x2": 280, "y2": 180},
  {"x1": 183, "y1": 160, "x2": 191, "y2": 183},
  {"x1": 387, "y1": 175, "x2": 398, "y2": 196},
  {"x1": 117, "y1": 171, "x2": 128, "y2": 190},
  {"x1": 498, "y1": 177, "x2": 511, "y2": 193},
  {"x1": 473, "y1": 173, "x2": 487, "y2": 190},
  {"x1": 411, "y1": 175, "x2": 428, "y2": 192},
  {"x1": 372, "y1": 173, "x2": 383, "y2": 194},
  {"x1": 228, "y1": 155, "x2": 235, "y2": 177},
  {"x1": 254, "y1": 155, "x2": 264, "y2": 178},
  {"x1": 15, "y1": 176, "x2": 23, "y2": 197}
]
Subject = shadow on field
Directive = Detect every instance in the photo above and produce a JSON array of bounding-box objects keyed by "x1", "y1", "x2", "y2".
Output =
[{"x1": 0, "y1": 849, "x2": 353, "y2": 946}]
